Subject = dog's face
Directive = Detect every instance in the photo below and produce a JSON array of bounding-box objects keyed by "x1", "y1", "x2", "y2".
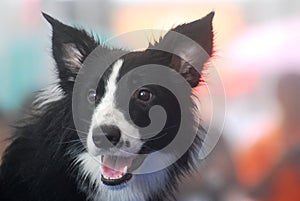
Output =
[{"x1": 43, "y1": 12, "x2": 213, "y2": 196}]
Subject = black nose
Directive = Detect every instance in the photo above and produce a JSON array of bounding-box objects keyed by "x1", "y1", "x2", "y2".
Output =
[{"x1": 92, "y1": 125, "x2": 121, "y2": 148}]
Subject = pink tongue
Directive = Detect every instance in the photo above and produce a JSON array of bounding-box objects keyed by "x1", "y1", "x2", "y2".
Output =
[{"x1": 102, "y1": 155, "x2": 135, "y2": 179}]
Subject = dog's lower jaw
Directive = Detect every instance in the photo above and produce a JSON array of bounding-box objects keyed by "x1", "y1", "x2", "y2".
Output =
[{"x1": 77, "y1": 152, "x2": 177, "y2": 201}]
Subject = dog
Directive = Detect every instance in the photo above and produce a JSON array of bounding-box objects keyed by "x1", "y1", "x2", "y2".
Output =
[{"x1": 0, "y1": 11, "x2": 214, "y2": 201}]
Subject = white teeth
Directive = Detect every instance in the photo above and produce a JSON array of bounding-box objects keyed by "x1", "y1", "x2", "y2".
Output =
[
  {"x1": 103, "y1": 174, "x2": 124, "y2": 180},
  {"x1": 123, "y1": 166, "x2": 128, "y2": 174}
]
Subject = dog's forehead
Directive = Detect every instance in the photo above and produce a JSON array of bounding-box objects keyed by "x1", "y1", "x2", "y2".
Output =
[
  {"x1": 117, "y1": 50, "x2": 171, "y2": 78},
  {"x1": 92, "y1": 49, "x2": 176, "y2": 103}
]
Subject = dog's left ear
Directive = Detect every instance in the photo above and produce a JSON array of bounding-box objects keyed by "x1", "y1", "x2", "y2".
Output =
[
  {"x1": 155, "y1": 12, "x2": 214, "y2": 87},
  {"x1": 42, "y1": 12, "x2": 99, "y2": 89}
]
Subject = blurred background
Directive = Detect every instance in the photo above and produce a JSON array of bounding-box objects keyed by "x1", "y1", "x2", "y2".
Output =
[{"x1": 1, "y1": 0, "x2": 300, "y2": 201}]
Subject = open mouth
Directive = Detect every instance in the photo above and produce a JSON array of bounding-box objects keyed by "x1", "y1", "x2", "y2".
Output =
[{"x1": 101, "y1": 155, "x2": 144, "y2": 186}]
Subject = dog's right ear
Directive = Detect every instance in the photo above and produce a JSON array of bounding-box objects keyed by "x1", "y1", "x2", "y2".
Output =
[{"x1": 42, "y1": 12, "x2": 99, "y2": 91}]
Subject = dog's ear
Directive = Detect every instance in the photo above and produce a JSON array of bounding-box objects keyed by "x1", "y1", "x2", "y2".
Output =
[
  {"x1": 155, "y1": 12, "x2": 214, "y2": 87},
  {"x1": 42, "y1": 13, "x2": 99, "y2": 88}
]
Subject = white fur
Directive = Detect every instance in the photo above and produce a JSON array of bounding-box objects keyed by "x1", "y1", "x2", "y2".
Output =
[
  {"x1": 63, "y1": 43, "x2": 83, "y2": 74},
  {"x1": 76, "y1": 152, "x2": 172, "y2": 201},
  {"x1": 33, "y1": 84, "x2": 65, "y2": 108},
  {"x1": 87, "y1": 59, "x2": 143, "y2": 156}
]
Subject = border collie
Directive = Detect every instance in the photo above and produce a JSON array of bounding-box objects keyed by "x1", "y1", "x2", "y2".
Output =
[{"x1": 0, "y1": 11, "x2": 214, "y2": 201}]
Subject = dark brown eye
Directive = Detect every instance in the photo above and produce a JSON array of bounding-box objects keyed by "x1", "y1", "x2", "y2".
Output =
[
  {"x1": 87, "y1": 89, "x2": 96, "y2": 104},
  {"x1": 137, "y1": 89, "x2": 152, "y2": 102}
]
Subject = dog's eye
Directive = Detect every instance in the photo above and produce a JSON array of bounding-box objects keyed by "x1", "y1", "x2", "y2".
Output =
[
  {"x1": 137, "y1": 89, "x2": 152, "y2": 102},
  {"x1": 87, "y1": 89, "x2": 97, "y2": 104}
]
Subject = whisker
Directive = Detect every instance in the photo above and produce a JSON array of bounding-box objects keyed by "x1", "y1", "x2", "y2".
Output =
[
  {"x1": 80, "y1": 118, "x2": 92, "y2": 124},
  {"x1": 63, "y1": 127, "x2": 89, "y2": 135},
  {"x1": 58, "y1": 139, "x2": 87, "y2": 145},
  {"x1": 122, "y1": 125, "x2": 177, "y2": 140},
  {"x1": 140, "y1": 144, "x2": 157, "y2": 152},
  {"x1": 144, "y1": 132, "x2": 168, "y2": 141}
]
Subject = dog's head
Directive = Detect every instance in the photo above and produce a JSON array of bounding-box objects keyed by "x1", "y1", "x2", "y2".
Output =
[{"x1": 43, "y1": 12, "x2": 214, "y2": 191}]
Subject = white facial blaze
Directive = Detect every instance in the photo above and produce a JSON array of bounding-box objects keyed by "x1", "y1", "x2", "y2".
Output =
[{"x1": 87, "y1": 59, "x2": 143, "y2": 155}]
